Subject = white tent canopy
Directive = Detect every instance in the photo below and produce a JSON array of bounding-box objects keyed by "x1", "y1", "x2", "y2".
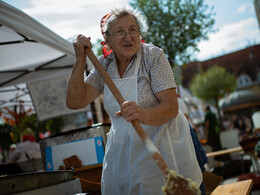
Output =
[
  {"x1": 0, "y1": 1, "x2": 91, "y2": 119},
  {"x1": 0, "y1": 1, "x2": 75, "y2": 87}
]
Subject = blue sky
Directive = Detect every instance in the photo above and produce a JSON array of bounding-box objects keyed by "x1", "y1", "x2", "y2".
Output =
[
  {"x1": 2, "y1": 0, "x2": 260, "y2": 61},
  {"x1": 197, "y1": 0, "x2": 260, "y2": 60}
]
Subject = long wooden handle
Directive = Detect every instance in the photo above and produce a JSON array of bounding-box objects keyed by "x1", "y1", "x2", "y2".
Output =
[{"x1": 85, "y1": 48, "x2": 169, "y2": 176}]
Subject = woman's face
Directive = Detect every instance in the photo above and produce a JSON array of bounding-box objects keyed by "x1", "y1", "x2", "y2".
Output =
[{"x1": 106, "y1": 14, "x2": 141, "y2": 61}]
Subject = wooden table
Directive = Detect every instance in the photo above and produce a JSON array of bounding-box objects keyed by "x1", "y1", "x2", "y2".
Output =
[
  {"x1": 74, "y1": 163, "x2": 102, "y2": 193},
  {"x1": 206, "y1": 147, "x2": 243, "y2": 158},
  {"x1": 211, "y1": 179, "x2": 253, "y2": 195}
]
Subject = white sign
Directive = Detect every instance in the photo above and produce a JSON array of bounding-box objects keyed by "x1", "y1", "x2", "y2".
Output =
[
  {"x1": 45, "y1": 137, "x2": 104, "y2": 171},
  {"x1": 27, "y1": 75, "x2": 90, "y2": 121}
]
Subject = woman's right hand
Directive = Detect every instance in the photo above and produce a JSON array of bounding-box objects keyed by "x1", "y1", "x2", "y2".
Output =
[
  {"x1": 67, "y1": 34, "x2": 102, "y2": 110},
  {"x1": 73, "y1": 34, "x2": 92, "y2": 62}
]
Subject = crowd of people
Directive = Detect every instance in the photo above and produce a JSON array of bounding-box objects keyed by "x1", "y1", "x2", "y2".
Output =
[
  {"x1": 177, "y1": 100, "x2": 255, "y2": 154},
  {"x1": 187, "y1": 104, "x2": 254, "y2": 149},
  {"x1": 177, "y1": 102, "x2": 256, "y2": 172}
]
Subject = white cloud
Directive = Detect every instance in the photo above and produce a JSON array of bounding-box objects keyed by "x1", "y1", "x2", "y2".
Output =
[
  {"x1": 195, "y1": 17, "x2": 260, "y2": 60},
  {"x1": 6, "y1": 0, "x2": 260, "y2": 60},
  {"x1": 237, "y1": 2, "x2": 254, "y2": 14},
  {"x1": 20, "y1": 0, "x2": 130, "y2": 41},
  {"x1": 25, "y1": 0, "x2": 126, "y2": 14}
]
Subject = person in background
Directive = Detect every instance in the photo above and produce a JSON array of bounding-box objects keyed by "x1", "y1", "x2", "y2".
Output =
[
  {"x1": 222, "y1": 116, "x2": 232, "y2": 130},
  {"x1": 9, "y1": 129, "x2": 41, "y2": 162},
  {"x1": 204, "y1": 105, "x2": 221, "y2": 152},
  {"x1": 242, "y1": 115, "x2": 253, "y2": 134},
  {"x1": 66, "y1": 8, "x2": 205, "y2": 194},
  {"x1": 8, "y1": 144, "x2": 16, "y2": 162},
  {"x1": 232, "y1": 115, "x2": 246, "y2": 135}
]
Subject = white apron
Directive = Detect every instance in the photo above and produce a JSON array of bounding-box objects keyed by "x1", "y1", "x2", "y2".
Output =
[{"x1": 102, "y1": 49, "x2": 202, "y2": 195}]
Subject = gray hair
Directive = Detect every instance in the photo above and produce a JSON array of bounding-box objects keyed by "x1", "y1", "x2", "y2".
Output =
[{"x1": 102, "y1": 8, "x2": 148, "y2": 39}]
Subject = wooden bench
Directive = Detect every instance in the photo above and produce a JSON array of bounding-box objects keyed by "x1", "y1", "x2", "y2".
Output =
[
  {"x1": 211, "y1": 179, "x2": 253, "y2": 195},
  {"x1": 206, "y1": 146, "x2": 260, "y2": 173}
]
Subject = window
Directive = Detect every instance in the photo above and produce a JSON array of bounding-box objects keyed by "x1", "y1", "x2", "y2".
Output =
[
  {"x1": 237, "y1": 74, "x2": 252, "y2": 87},
  {"x1": 257, "y1": 72, "x2": 260, "y2": 82}
]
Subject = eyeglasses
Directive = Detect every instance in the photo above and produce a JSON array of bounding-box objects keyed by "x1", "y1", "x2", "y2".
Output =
[{"x1": 107, "y1": 29, "x2": 140, "y2": 39}]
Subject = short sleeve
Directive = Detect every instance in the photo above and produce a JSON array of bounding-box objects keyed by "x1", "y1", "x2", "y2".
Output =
[{"x1": 148, "y1": 47, "x2": 177, "y2": 94}]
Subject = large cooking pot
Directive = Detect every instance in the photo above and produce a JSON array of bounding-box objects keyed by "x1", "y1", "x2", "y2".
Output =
[{"x1": 0, "y1": 170, "x2": 75, "y2": 194}]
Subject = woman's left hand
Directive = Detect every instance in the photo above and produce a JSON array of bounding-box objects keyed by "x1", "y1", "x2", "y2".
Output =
[{"x1": 116, "y1": 101, "x2": 145, "y2": 123}]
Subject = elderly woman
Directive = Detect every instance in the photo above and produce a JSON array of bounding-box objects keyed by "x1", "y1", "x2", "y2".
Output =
[{"x1": 67, "y1": 8, "x2": 205, "y2": 195}]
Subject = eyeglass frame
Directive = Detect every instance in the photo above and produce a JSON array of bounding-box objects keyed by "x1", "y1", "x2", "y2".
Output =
[{"x1": 106, "y1": 28, "x2": 140, "y2": 39}]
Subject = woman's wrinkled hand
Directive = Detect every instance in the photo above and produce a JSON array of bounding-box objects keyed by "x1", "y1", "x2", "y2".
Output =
[
  {"x1": 116, "y1": 101, "x2": 145, "y2": 123},
  {"x1": 73, "y1": 34, "x2": 92, "y2": 61}
]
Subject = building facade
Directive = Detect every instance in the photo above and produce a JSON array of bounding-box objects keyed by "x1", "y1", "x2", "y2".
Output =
[{"x1": 181, "y1": 44, "x2": 260, "y2": 118}]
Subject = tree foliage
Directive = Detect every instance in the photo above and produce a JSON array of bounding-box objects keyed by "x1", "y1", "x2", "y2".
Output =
[
  {"x1": 14, "y1": 114, "x2": 64, "y2": 142},
  {"x1": 130, "y1": 0, "x2": 215, "y2": 66},
  {"x1": 190, "y1": 65, "x2": 237, "y2": 126},
  {"x1": 93, "y1": 38, "x2": 103, "y2": 57}
]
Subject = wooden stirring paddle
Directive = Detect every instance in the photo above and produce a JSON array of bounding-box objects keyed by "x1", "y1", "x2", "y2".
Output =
[{"x1": 85, "y1": 48, "x2": 200, "y2": 195}]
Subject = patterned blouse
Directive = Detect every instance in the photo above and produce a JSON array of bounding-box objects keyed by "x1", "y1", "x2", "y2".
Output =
[{"x1": 85, "y1": 43, "x2": 177, "y2": 108}]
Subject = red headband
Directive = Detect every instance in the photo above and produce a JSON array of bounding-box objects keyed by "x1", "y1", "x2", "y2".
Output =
[
  {"x1": 100, "y1": 13, "x2": 112, "y2": 36},
  {"x1": 100, "y1": 13, "x2": 113, "y2": 58}
]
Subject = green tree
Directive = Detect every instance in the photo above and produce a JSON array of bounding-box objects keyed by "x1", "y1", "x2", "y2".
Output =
[
  {"x1": 190, "y1": 65, "x2": 237, "y2": 128},
  {"x1": 130, "y1": 0, "x2": 215, "y2": 66},
  {"x1": 14, "y1": 114, "x2": 37, "y2": 142},
  {"x1": 93, "y1": 38, "x2": 103, "y2": 56},
  {"x1": 15, "y1": 114, "x2": 64, "y2": 141}
]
